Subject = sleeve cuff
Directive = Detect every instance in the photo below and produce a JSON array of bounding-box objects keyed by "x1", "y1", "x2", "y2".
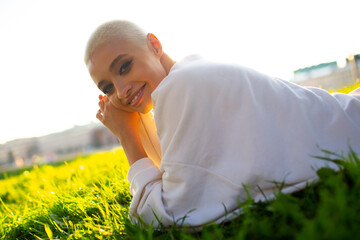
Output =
[{"x1": 127, "y1": 157, "x2": 162, "y2": 195}]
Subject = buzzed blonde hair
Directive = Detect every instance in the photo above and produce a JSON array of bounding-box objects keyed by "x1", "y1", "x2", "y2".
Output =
[{"x1": 84, "y1": 20, "x2": 147, "y2": 64}]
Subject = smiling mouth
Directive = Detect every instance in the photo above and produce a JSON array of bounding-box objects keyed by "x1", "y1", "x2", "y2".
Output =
[{"x1": 127, "y1": 84, "x2": 146, "y2": 107}]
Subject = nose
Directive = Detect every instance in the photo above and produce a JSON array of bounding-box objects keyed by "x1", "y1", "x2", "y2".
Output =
[{"x1": 114, "y1": 80, "x2": 132, "y2": 102}]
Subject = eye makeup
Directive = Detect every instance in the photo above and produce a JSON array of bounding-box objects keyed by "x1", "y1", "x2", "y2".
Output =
[{"x1": 119, "y1": 59, "x2": 133, "y2": 75}]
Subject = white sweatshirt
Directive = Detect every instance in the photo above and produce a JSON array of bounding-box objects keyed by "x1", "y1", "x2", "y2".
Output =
[{"x1": 128, "y1": 56, "x2": 360, "y2": 228}]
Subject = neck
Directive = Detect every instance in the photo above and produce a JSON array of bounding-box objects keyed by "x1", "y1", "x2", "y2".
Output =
[{"x1": 160, "y1": 52, "x2": 176, "y2": 75}]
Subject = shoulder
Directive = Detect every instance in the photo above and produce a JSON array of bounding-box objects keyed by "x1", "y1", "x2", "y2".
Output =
[
  {"x1": 153, "y1": 56, "x2": 262, "y2": 96},
  {"x1": 157, "y1": 56, "x2": 216, "y2": 90},
  {"x1": 168, "y1": 56, "x2": 251, "y2": 83},
  {"x1": 151, "y1": 57, "x2": 220, "y2": 106}
]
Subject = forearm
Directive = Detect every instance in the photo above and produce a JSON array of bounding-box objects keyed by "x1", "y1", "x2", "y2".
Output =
[{"x1": 118, "y1": 129, "x2": 148, "y2": 166}]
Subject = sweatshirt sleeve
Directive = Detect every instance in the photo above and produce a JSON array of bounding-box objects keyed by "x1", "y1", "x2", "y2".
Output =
[
  {"x1": 127, "y1": 158, "x2": 245, "y2": 228},
  {"x1": 126, "y1": 158, "x2": 169, "y2": 226}
]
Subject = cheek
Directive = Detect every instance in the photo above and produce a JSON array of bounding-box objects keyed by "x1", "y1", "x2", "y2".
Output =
[
  {"x1": 108, "y1": 95, "x2": 133, "y2": 112},
  {"x1": 109, "y1": 95, "x2": 121, "y2": 108},
  {"x1": 148, "y1": 65, "x2": 167, "y2": 90},
  {"x1": 141, "y1": 60, "x2": 166, "y2": 82}
]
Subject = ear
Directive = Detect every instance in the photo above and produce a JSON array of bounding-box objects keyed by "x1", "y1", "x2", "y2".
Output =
[{"x1": 147, "y1": 33, "x2": 163, "y2": 57}]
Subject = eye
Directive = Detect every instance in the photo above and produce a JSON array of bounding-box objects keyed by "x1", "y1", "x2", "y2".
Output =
[
  {"x1": 103, "y1": 84, "x2": 114, "y2": 95},
  {"x1": 119, "y1": 60, "x2": 132, "y2": 75}
]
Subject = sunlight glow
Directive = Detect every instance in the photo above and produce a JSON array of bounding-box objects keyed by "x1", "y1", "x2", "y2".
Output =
[{"x1": 0, "y1": 0, "x2": 359, "y2": 143}]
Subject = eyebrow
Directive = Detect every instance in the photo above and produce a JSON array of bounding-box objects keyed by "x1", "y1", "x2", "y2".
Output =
[{"x1": 109, "y1": 54, "x2": 127, "y2": 72}]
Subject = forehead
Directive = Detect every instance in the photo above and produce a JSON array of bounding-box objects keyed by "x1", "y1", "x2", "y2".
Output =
[
  {"x1": 87, "y1": 39, "x2": 137, "y2": 74},
  {"x1": 91, "y1": 39, "x2": 133, "y2": 63}
]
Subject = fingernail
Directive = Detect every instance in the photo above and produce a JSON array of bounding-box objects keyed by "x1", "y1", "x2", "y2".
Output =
[{"x1": 99, "y1": 94, "x2": 103, "y2": 100}]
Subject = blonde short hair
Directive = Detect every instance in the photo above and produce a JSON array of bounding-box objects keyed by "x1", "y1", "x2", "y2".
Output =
[{"x1": 84, "y1": 20, "x2": 147, "y2": 64}]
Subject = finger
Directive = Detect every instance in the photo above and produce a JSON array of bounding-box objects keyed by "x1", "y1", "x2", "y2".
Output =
[
  {"x1": 103, "y1": 95, "x2": 110, "y2": 102},
  {"x1": 98, "y1": 98, "x2": 104, "y2": 111},
  {"x1": 99, "y1": 94, "x2": 104, "y2": 100},
  {"x1": 99, "y1": 95, "x2": 111, "y2": 112},
  {"x1": 96, "y1": 109, "x2": 103, "y2": 122}
]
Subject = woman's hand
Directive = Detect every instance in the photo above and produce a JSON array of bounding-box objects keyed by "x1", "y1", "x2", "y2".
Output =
[
  {"x1": 97, "y1": 94, "x2": 138, "y2": 138},
  {"x1": 97, "y1": 95, "x2": 147, "y2": 165}
]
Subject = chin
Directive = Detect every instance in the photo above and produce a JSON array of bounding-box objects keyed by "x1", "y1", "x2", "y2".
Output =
[{"x1": 140, "y1": 104, "x2": 153, "y2": 114}]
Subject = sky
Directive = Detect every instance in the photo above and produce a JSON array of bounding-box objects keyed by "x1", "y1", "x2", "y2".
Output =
[{"x1": 0, "y1": 0, "x2": 359, "y2": 144}]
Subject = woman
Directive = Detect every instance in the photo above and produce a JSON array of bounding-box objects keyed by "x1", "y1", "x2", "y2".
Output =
[{"x1": 84, "y1": 20, "x2": 360, "y2": 228}]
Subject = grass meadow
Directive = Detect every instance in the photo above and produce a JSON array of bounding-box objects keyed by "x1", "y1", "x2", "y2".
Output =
[{"x1": 1, "y1": 82, "x2": 360, "y2": 239}]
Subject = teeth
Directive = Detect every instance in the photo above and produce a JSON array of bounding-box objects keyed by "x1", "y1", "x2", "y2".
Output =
[{"x1": 130, "y1": 91, "x2": 141, "y2": 105}]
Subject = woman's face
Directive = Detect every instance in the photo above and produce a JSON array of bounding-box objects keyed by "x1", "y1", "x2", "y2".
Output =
[{"x1": 87, "y1": 36, "x2": 167, "y2": 113}]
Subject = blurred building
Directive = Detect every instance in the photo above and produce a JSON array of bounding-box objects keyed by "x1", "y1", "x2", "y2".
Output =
[
  {"x1": 0, "y1": 123, "x2": 118, "y2": 167},
  {"x1": 37, "y1": 123, "x2": 118, "y2": 155},
  {"x1": 0, "y1": 137, "x2": 38, "y2": 166},
  {"x1": 293, "y1": 54, "x2": 360, "y2": 90}
]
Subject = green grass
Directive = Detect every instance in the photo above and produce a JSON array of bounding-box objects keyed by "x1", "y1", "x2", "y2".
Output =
[
  {"x1": 0, "y1": 149, "x2": 132, "y2": 239},
  {"x1": 1, "y1": 82, "x2": 359, "y2": 239},
  {"x1": 1, "y1": 147, "x2": 360, "y2": 239}
]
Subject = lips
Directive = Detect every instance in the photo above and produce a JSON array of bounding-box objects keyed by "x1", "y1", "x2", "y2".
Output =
[{"x1": 127, "y1": 84, "x2": 146, "y2": 107}]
